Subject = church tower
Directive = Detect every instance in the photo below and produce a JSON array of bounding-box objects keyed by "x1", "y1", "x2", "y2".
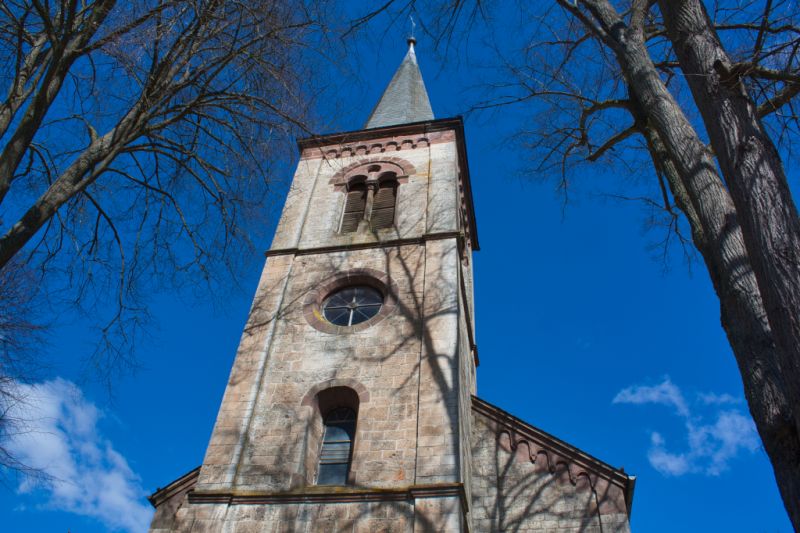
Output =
[
  {"x1": 150, "y1": 39, "x2": 479, "y2": 531},
  {"x1": 149, "y1": 39, "x2": 635, "y2": 533}
]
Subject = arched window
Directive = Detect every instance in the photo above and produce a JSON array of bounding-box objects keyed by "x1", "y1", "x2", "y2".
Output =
[
  {"x1": 340, "y1": 181, "x2": 367, "y2": 233},
  {"x1": 316, "y1": 407, "x2": 356, "y2": 485},
  {"x1": 336, "y1": 163, "x2": 405, "y2": 234},
  {"x1": 370, "y1": 175, "x2": 398, "y2": 230}
]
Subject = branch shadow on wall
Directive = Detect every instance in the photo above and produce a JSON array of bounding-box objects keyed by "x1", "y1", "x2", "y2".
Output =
[{"x1": 219, "y1": 202, "x2": 624, "y2": 531}]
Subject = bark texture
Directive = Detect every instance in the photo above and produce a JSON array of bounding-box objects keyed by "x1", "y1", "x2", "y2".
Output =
[
  {"x1": 657, "y1": 1, "x2": 800, "y2": 527},
  {"x1": 558, "y1": 1, "x2": 800, "y2": 529}
]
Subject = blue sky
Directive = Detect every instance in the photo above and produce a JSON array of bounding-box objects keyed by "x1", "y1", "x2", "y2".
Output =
[{"x1": 0, "y1": 10, "x2": 794, "y2": 533}]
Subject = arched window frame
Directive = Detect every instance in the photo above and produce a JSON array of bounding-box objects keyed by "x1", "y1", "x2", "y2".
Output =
[
  {"x1": 303, "y1": 386, "x2": 362, "y2": 486},
  {"x1": 335, "y1": 162, "x2": 408, "y2": 234}
]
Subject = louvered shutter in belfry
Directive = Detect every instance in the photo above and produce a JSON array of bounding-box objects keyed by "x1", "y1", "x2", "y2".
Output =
[
  {"x1": 370, "y1": 182, "x2": 397, "y2": 229},
  {"x1": 340, "y1": 186, "x2": 366, "y2": 233}
]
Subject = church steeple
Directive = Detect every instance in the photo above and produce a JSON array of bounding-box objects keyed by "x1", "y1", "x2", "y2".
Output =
[
  {"x1": 364, "y1": 38, "x2": 434, "y2": 128},
  {"x1": 148, "y1": 28, "x2": 635, "y2": 533}
]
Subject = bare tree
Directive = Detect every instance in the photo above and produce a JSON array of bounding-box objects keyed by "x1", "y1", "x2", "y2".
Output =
[
  {"x1": 0, "y1": 0, "x2": 333, "y2": 370},
  {"x1": 356, "y1": 0, "x2": 800, "y2": 528},
  {"x1": 537, "y1": 3, "x2": 800, "y2": 527},
  {"x1": 0, "y1": 0, "x2": 338, "y2": 475},
  {"x1": 0, "y1": 257, "x2": 45, "y2": 477}
]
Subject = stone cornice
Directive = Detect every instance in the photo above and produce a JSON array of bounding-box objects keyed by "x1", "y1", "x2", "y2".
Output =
[
  {"x1": 186, "y1": 482, "x2": 468, "y2": 508},
  {"x1": 296, "y1": 117, "x2": 479, "y2": 251},
  {"x1": 472, "y1": 396, "x2": 636, "y2": 515},
  {"x1": 148, "y1": 466, "x2": 200, "y2": 509},
  {"x1": 264, "y1": 231, "x2": 463, "y2": 257},
  {"x1": 297, "y1": 118, "x2": 460, "y2": 151}
]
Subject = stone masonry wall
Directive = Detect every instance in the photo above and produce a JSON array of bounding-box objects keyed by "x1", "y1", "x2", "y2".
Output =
[
  {"x1": 457, "y1": 286, "x2": 475, "y2": 531},
  {"x1": 148, "y1": 118, "x2": 636, "y2": 532},
  {"x1": 153, "y1": 126, "x2": 475, "y2": 532},
  {"x1": 194, "y1": 129, "x2": 472, "y2": 493},
  {"x1": 166, "y1": 500, "x2": 415, "y2": 533},
  {"x1": 271, "y1": 134, "x2": 459, "y2": 252},
  {"x1": 470, "y1": 411, "x2": 631, "y2": 533},
  {"x1": 235, "y1": 245, "x2": 427, "y2": 490},
  {"x1": 164, "y1": 245, "x2": 468, "y2": 531}
]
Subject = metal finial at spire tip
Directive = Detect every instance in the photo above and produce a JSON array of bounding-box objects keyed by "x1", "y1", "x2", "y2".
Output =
[{"x1": 408, "y1": 14, "x2": 416, "y2": 47}]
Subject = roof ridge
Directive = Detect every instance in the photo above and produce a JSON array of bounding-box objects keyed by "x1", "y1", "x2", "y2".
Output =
[{"x1": 471, "y1": 395, "x2": 636, "y2": 514}]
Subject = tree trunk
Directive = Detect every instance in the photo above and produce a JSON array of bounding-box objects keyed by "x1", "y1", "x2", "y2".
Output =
[
  {"x1": 633, "y1": 95, "x2": 800, "y2": 532},
  {"x1": 657, "y1": 1, "x2": 800, "y2": 527},
  {"x1": 571, "y1": 0, "x2": 800, "y2": 526}
]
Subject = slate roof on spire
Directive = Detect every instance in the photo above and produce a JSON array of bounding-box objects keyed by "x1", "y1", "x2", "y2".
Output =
[{"x1": 365, "y1": 39, "x2": 434, "y2": 129}]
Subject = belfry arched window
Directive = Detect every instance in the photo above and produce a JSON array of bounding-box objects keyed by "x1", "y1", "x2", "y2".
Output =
[
  {"x1": 316, "y1": 407, "x2": 356, "y2": 485},
  {"x1": 340, "y1": 180, "x2": 367, "y2": 233},
  {"x1": 338, "y1": 163, "x2": 403, "y2": 233},
  {"x1": 371, "y1": 174, "x2": 398, "y2": 230}
]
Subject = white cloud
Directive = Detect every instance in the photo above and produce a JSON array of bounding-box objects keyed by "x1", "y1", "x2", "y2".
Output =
[
  {"x1": 613, "y1": 376, "x2": 690, "y2": 417},
  {"x1": 647, "y1": 432, "x2": 691, "y2": 476},
  {"x1": 613, "y1": 377, "x2": 759, "y2": 477},
  {"x1": 6, "y1": 378, "x2": 153, "y2": 532},
  {"x1": 697, "y1": 392, "x2": 741, "y2": 406},
  {"x1": 703, "y1": 410, "x2": 760, "y2": 475}
]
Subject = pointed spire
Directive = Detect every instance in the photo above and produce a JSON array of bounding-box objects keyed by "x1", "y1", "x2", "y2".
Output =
[{"x1": 364, "y1": 38, "x2": 434, "y2": 129}]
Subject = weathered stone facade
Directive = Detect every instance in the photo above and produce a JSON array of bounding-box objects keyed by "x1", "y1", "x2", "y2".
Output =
[
  {"x1": 149, "y1": 43, "x2": 634, "y2": 533},
  {"x1": 470, "y1": 399, "x2": 632, "y2": 533}
]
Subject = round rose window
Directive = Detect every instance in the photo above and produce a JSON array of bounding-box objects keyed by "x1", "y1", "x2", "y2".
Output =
[{"x1": 322, "y1": 286, "x2": 384, "y2": 327}]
